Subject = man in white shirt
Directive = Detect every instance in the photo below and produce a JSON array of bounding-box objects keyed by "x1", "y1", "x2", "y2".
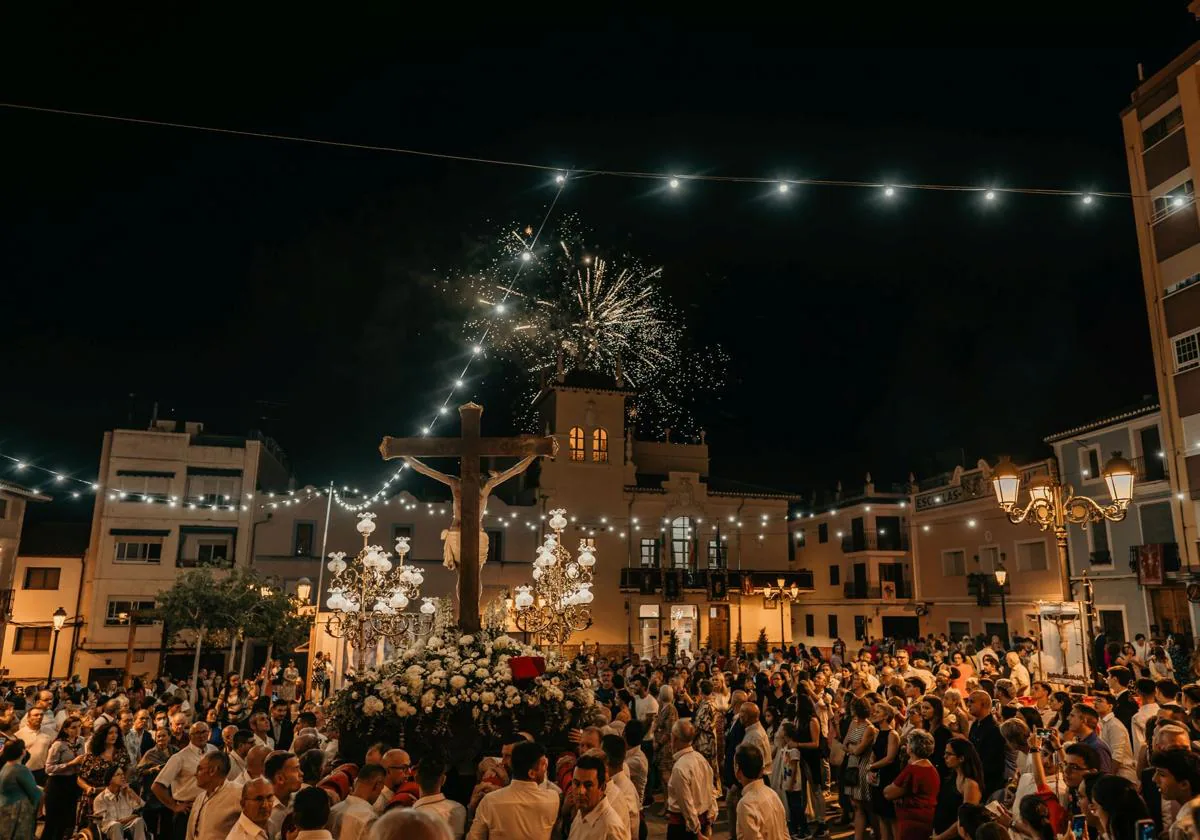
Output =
[
  {"x1": 630, "y1": 677, "x2": 659, "y2": 733},
  {"x1": 94, "y1": 768, "x2": 149, "y2": 840},
  {"x1": 224, "y1": 778, "x2": 274, "y2": 840},
  {"x1": 734, "y1": 743, "x2": 788, "y2": 840},
  {"x1": 186, "y1": 752, "x2": 244, "y2": 840},
  {"x1": 374, "y1": 749, "x2": 414, "y2": 813},
  {"x1": 265, "y1": 752, "x2": 303, "y2": 840},
  {"x1": 154, "y1": 721, "x2": 218, "y2": 840},
  {"x1": 248, "y1": 713, "x2": 274, "y2": 751},
  {"x1": 467, "y1": 740, "x2": 559, "y2": 839},
  {"x1": 666, "y1": 720, "x2": 717, "y2": 839},
  {"x1": 622, "y1": 721, "x2": 649, "y2": 808},
  {"x1": 226, "y1": 731, "x2": 253, "y2": 782},
  {"x1": 372, "y1": 810, "x2": 454, "y2": 840},
  {"x1": 328, "y1": 763, "x2": 384, "y2": 840},
  {"x1": 567, "y1": 753, "x2": 630, "y2": 840},
  {"x1": 412, "y1": 759, "x2": 467, "y2": 840},
  {"x1": 1094, "y1": 693, "x2": 1138, "y2": 782},
  {"x1": 1133, "y1": 677, "x2": 1161, "y2": 756},
  {"x1": 602, "y1": 734, "x2": 639, "y2": 840},
  {"x1": 16, "y1": 707, "x2": 54, "y2": 782},
  {"x1": 739, "y1": 703, "x2": 771, "y2": 768}
]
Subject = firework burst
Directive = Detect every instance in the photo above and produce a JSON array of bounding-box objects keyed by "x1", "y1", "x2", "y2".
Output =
[{"x1": 460, "y1": 217, "x2": 726, "y2": 437}]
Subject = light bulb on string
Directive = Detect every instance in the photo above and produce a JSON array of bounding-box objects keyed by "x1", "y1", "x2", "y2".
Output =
[
  {"x1": 520, "y1": 251, "x2": 532, "y2": 262},
  {"x1": 454, "y1": 379, "x2": 463, "y2": 388},
  {"x1": 495, "y1": 304, "x2": 506, "y2": 314},
  {"x1": 1082, "y1": 194, "x2": 1093, "y2": 205},
  {"x1": 668, "y1": 177, "x2": 680, "y2": 189},
  {"x1": 555, "y1": 172, "x2": 566, "y2": 184},
  {"x1": 984, "y1": 190, "x2": 996, "y2": 201},
  {"x1": 471, "y1": 345, "x2": 482, "y2": 355},
  {"x1": 778, "y1": 183, "x2": 789, "y2": 193},
  {"x1": 884, "y1": 186, "x2": 895, "y2": 197}
]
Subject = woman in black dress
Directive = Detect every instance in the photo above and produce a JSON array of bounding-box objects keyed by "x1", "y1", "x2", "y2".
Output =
[{"x1": 866, "y1": 701, "x2": 901, "y2": 840}]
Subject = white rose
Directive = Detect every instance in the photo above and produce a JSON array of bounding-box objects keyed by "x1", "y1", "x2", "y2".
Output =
[
  {"x1": 475, "y1": 667, "x2": 490, "y2": 679},
  {"x1": 450, "y1": 675, "x2": 467, "y2": 690},
  {"x1": 481, "y1": 691, "x2": 496, "y2": 705},
  {"x1": 362, "y1": 695, "x2": 385, "y2": 715},
  {"x1": 461, "y1": 663, "x2": 475, "y2": 675},
  {"x1": 436, "y1": 699, "x2": 446, "y2": 708},
  {"x1": 565, "y1": 700, "x2": 574, "y2": 710},
  {"x1": 449, "y1": 696, "x2": 459, "y2": 705},
  {"x1": 458, "y1": 635, "x2": 475, "y2": 646}
]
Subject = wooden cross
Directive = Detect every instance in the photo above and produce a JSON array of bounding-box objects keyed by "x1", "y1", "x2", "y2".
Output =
[{"x1": 379, "y1": 402, "x2": 557, "y2": 632}]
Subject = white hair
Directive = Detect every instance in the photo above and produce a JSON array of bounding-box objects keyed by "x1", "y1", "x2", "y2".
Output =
[
  {"x1": 658, "y1": 684, "x2": 674, "y2": 703},
  {"x1": 369, "y1": 809, "x2": 451, "y2": 840}
]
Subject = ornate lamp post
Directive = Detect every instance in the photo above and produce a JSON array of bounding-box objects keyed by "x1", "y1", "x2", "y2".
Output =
[
  {"x1": 513, "y1": 508, "x2": 595, "y2": 648},
  {"x1": 762, "y1": 577, "x2": 802, "y2": 647},
  {"x1": 991, "y1": 455, "x2": 1135, "y2": 601},
  {"x1": 993, "y1": 555, "x2": 1010, "y2": 646},
  {"x1": 323, "y1": 513, "x2": 430, "y2": 673},
  {"x1": 48, "y1": 606, "x2": 67, "y2": 683}
]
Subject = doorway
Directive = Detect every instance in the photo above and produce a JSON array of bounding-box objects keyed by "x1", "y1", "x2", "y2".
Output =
[
  {"x1": 1150, "y1": 587, "x2": 1193, "y2": 637},
  {"x1": 671, "y1": 605, "x2": 699, "y2": 656},
  {"x1": 880, "y1": 616, "x2": 920, "y2": 641},
  {"x1": 1098, "y1": 609, "x2": 1126, "y2": 643},
  {"x1": 638, "y1": 604, "x2": 661, "y2": 660},
  {"x1": 708, "y1": 604, "x2": 730, "y2": 654}
]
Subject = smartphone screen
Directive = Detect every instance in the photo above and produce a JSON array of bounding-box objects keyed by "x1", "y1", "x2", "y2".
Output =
[
  {"x1": 1072, "y1": 815, "x2": 1087, "y2": 840},
  {"x1": 1138, "y1": 820, "x2": 1155, "y2": 840}
]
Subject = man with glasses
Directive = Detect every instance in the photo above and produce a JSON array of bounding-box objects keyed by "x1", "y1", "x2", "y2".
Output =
[
  {"x1": 375, "y1": 749, "x2": 418, "y2": 812},
  {"x1": 225, "y1": 778, "x2": 275, "y2": 840}
]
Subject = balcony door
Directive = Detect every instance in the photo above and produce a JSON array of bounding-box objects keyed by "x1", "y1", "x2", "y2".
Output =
[
  {"x1": 1140, "y1": 426, "x2": 1166, "y2": 481},
  {"x1": 708, "y1": 605, "x2": 730, "y2": 654},
  {"x1": 853, "y1": 562, "x2": 868, "y2": 596}
]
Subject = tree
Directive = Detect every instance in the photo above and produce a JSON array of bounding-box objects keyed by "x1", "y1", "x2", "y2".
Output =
[
  {"x1": 155, "y1": 570, "x2": 241, "y2": 707},
  {"x1": 755, "y1": 627, "x2": 769, "y2": 660},
  {"x1": 227, "y1": 568, "x2": 313, "y2": 691},
  {"x1": 667, "y1": 630, "x2": 678, "y2": 665}
]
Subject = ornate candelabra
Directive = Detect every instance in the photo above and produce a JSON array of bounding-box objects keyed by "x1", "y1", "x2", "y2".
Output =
[
  {"x1": 323, "y1": 512, "x2": 432, "y2": 671},
  {"x1": 991, "y1": 455, "x2": 1135, "y2": 603},
  {"x1": 512, "y1": 508, "x2": 595, "y2": 646}
]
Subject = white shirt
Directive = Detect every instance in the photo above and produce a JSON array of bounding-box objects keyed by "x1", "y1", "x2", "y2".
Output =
[
  {"x1": 224, "y1": 814, "x2": 268, "y2": 840},
  {"x1": 329, "y1": 794, "x2": 377, "y2": 840},
  {"x1": 94, "y1": 787, "x2": 145, "y2": 832},
  {"x1": 226, "y1": 751, "x2": 247, "y2": 781},
  {"x1": 1133, "y1": 701, "x2": 1160, "y2": 755},
  {"x1": 413, "y1": 792, "x2": 467, "y2": 839},
  {"x1": 156, "y1": 743, "x2": 217, "y2": 802},
  {"x1": 632, "y1": 695, "x2": 659, "y2": 730},
  {"x1": 569, "y1": 797, "x2": 630, "y2": 840},
  {"x1": 252, "y1": 734, "x2": 274, "y2": 751},
  {"x1": 666, "y1": 747, "x2": 717, "y2": 835},
  {"x1": 736, "y1": 777, "x2": 789, "y2": 840},
  {"x1": 372, "y1": 786, "x2": 393, "y2": 815},
  {"x1": 17, "y1": 725, "x2": 53, "y2": 771},
  {"x1": 295, "y1": 832, "x2": 333, "y2": 840},
  {"x1": 742, "y1": 721, "x2": 772, "y2": 768},
  {"x1": 1100, "y1": 712, "x2": 1138, "y2": 782},
  {"x1": 606, "y1": 771, "x2": 639, "y2": 840},
  {"x1": 1008, "y1": 663, "x2": 1031, "y2": 696},
  {"x1": 187, "y1": 781, "x2": 244, "y2": 840},
  {"x1": 624, "y1": 748, "x2": 648, "y2": 805},
  {"x1": 466, "y1": 779, "x2": 559, "y2": 839}
]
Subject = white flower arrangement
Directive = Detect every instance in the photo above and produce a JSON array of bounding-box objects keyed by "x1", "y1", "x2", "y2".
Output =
[{"x1": 329, "y1": 628, "x2": 599, "y2": 764}]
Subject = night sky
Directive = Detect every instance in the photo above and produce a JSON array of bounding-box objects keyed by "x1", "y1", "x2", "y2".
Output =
[{"x1": 6, "y1": 17, "x2": 1200, "y2": 518}]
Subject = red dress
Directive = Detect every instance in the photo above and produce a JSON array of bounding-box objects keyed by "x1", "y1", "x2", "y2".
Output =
[{"x1": 893, "y1": 762, "x2": 941, "y2": 840}]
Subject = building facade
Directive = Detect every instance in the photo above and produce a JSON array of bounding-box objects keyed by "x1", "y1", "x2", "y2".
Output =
[
  {"x1": 788, "y1": 480, "x2": 915, "y2": 648},
  {"x1": 1, "y1": 522, "x2": 89, "y2": 682},
  {"x1": 73, "y1": 420, "x2": 290, "y2": 684},
  {"x1": 909, "y1": 460, "x2": 1063, "y2": 643},
  {"x1": 252, "y1": 374, "x2": 803, "y2": 681},
  {"x1": 0, "y1": 482, "x2": 49, "y2": 679},
  {"x1": 1121, "y1": 42, "x2": 1200, "y2": 573},
  {"x1": 1046, "y1": 403, "x2": 1190, "y2": 640}
]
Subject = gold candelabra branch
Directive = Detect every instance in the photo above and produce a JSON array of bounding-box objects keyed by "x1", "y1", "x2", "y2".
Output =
[{"x1": 512, "y1": 508, "x2": 595, "y2": 647}]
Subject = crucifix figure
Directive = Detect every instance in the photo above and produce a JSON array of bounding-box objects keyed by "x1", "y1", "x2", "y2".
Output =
[{"x1": 379, "y1": 402, "x2": 557, "y2": 632}]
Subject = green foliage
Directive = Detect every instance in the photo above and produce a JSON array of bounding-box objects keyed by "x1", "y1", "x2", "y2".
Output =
[
  {"x1": 667, "y1": 629, "x2": 678, "y2": 665},
  {"x1": 154, "y1": 570, "x2": 240, "y2": 644},
  {"x1": 756, "y1": 626, "x2": 769, "y2": 659}
]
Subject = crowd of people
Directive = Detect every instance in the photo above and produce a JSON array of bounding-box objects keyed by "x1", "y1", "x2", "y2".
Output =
[{"x1": 1, "y1": 631, "x2": 1199, "y2": 840}]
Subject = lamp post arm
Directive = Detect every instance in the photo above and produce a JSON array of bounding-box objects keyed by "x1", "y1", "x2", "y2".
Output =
[
  {"x1": 1061, "y1": 493, "x2": 1129, "y2": 525},
  {"x1": 1003, "y1": 498, "x2": 1055, "y2": 527}
]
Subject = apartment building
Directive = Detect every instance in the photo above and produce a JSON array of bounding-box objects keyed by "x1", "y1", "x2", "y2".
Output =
[
  {"x1": 74, "y1": 420, "x2": 290, "y2": 683},
  {"x1": 1046, "y1": 402, "x2": 1189, "y2": 639},
  {"x1": 0, "y1": 482, "x2": 49, "y2": 678},
  {"x1": 788, "y1": 478, "x2": 915, "y2": 648},
  {"x1": 1121, "y1": 41, "x2": 1200, "y2": 571}
]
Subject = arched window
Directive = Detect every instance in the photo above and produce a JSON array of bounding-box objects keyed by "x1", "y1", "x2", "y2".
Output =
[
  {"x1": 671, "y1": 516, "x2": 694, "y2": 569},
  {"x1": 569, "y1": 426, "x2": 585, "y2": 461},
  {"x1": 592, "y1": 428, "x2": 609, "y2": 462}
]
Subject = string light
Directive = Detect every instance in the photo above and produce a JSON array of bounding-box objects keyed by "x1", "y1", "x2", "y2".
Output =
[
  {"x1": 984, "y1": 191, "x2": 996, "y2": 201},
  {"x1": 668, "y1": 177, "x2": 680, "y2": 189},
  {"x1": 777, "y1": 183, "x2": 789, "y2": 193},
  {"x1": 884, "y1": 186, "x2": 895, "y2": 197}
]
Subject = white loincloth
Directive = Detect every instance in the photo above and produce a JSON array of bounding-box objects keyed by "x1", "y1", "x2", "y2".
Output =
[{"x1": 441, "y1": 528, "x2": 489, "y2": 571}]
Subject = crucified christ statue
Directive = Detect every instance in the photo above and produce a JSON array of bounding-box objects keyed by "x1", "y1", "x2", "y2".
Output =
[
  {"x1": 379, "y1": 402, "x2": 557, "y2": 632},
  {"x1": 403, "y1": 454, "x2": 537, "y2": 572}
]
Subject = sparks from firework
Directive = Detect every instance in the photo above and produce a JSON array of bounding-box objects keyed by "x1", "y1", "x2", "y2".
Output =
[{"x1": 461, "y1": 218, "x2": 726, "y2": 438}]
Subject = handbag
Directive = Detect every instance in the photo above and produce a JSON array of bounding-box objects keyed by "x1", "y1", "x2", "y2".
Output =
[
  {"x1": 829, "y1": 737, "x2": 845, "y2": 767},
  {"x1": 842, "y1": 762, "x2": 860, "y2": 786}
]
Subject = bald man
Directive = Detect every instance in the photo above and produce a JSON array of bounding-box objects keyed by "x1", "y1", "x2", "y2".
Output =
[
  {"x1": 738, "y1": 703, "x2": 771, "y2": 768},
  {"x1": 375, "y1": 749, "x2": 415, "y2": 813},
  {"x1": 238, "y1": 746, "x2": 271, "y2": 786},
  {"x1": 968, "y1": 689, "x2": 1007, "y2": 798},
  {"x1": 667, "y1": 720, "x2": 716, "y2": 839}
]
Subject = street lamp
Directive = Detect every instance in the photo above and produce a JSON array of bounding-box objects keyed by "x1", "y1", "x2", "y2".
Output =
[
  {"x1": 762, "y1": 577, "x2": 802, "y2": 649},
  {"x1": 994, "y1": 555, "x2": 1009, "y2": 647},
  {"x1": 991, "y1": 455, "x2": 1136, "y2": 601},
  {"x1": 48, "y1": 606, "x2": 67, "y2": 683}
]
